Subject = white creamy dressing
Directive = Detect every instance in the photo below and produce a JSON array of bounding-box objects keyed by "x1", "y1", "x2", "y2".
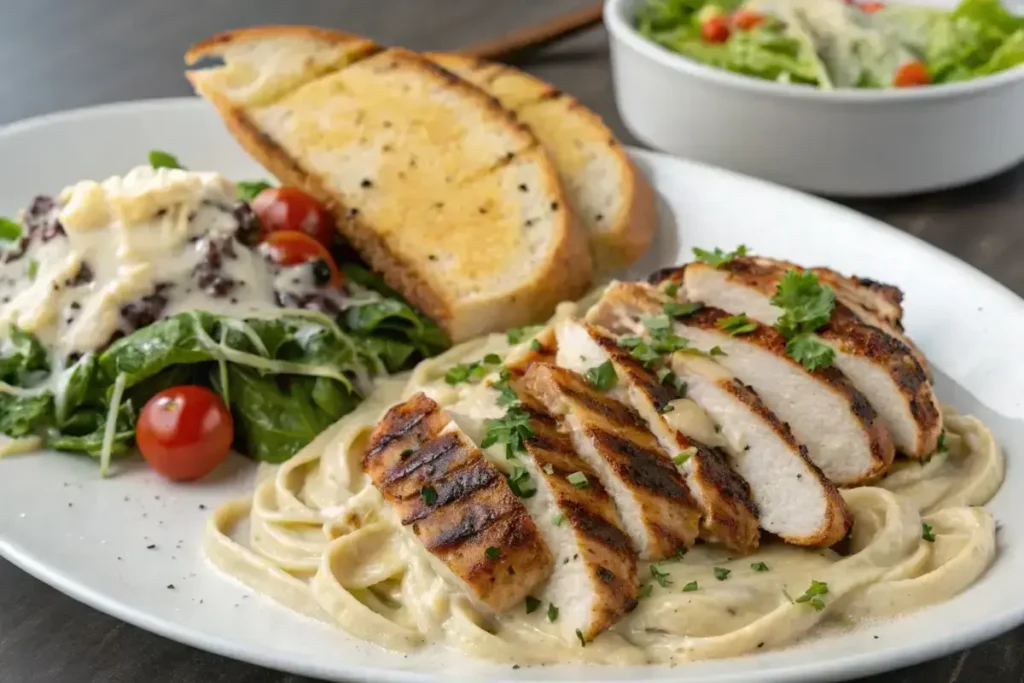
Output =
[
  {"x1": 203, "y1": 298, "x2": 1004, "y2": 666},
  {"x1": 0, "y1": 166, "x2": 368, "y2": 360},
  {"x1": 749, "y1": 0, "x2": 922, "y2": 88}
]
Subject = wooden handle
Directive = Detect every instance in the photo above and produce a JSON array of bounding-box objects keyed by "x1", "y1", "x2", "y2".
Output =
[{"x1": 459, "y1": 2, "x2": 604, "y2": 62}]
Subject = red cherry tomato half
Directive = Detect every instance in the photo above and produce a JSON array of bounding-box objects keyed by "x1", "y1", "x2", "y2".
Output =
[
  {"x1": 701, "y1": 15, "x2": 731, "y2": 43},
  {"x1": 262, "y1": 230, "x2": 344, "y2": 287},
  {"x1": 893, "y1": 61, "x2": 931, "y2": 87},
  {"x1": 136, "y1": 386, "x2": 233, "y2": 482},
  {"x1": 732, "y1": 9, "x2": 765, "y2": 30},
  {"x1": 251, "y1": 186, "x2": 335, "y2": 247},
  {"x1": 860, "y1": 1, "x2": 886, "y2": 12}
]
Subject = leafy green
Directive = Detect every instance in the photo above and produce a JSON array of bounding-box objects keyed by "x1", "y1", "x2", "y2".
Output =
[
  {"x1": 98, "y1": 313, "x2": 217, "y2": 387},
  {"x1": 795, "y1": 579, "x2": 829, "y2": 610},
  {"x1": 342, "y1": 264, "x2": 449, "y2": 358},
  {"x1": 482, "y1": 407, "x2": 534, "y2": 459},
  {"x1": 148, "y1": 150, "x2": 183, "y2": 170},
  {"x1": 650, "y1": 564, "x2": 673, "y2": 587},
  {"x1": 218, "y1": 366, "x2": 355, "y2": 464},
  {"x1": 785, "y1": 333, "x2": 835, "y2": 371},
  {"x1": 717, "y1": 313, "x2": 757, "y2": 336},
  {"x1": 584, "y1": 360, "x2": 617, "y2": 391},
  {"x1": 664, "y1": 301, "x2": 703, "y2": 318},
  {"x1": 507, "y1": 465, "x2": 536, "y2": 498},
  {"x1": 0, "y1": 216, "x2": 21, "y2": 242},
  {"x1": 46, "y1": 399, "x2": 135, "y2": 457},
  {"x1": 506, "y1": 325, "x2": 543, "y2": 345},
  {"x1": 0, "y1": 327, "x2": 49, "y2": 386},
  {"x1": 445, "y1": 353, "x2": 501, "y2": 385},
  {"x1": 692, "y1": 245, "x2": 748, "y2": 268},
  {"x1": 770, "y1": 270, "x2": 837, "y2": 371},
  {"x1": 714, "y1": 567, "x2": 731, "y2": 581},
  {"x1": 922, "y1": 522, "x2": 936, "y2": 542},
  {"x1": 236, "y1": 180, "x2": 273, "y2": 202},
  {"x1": 0, "y1": 393, "x2": 53, "y2": 438}
]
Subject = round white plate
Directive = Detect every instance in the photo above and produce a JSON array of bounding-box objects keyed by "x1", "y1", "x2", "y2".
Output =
[{"x1": 0, "y1": 98, "x2": 1021, "y2": 683}]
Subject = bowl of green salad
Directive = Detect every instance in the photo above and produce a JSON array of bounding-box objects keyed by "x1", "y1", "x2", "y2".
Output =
[{"x1": 605, "y1": 0, "x2": 1024, "y2": 195}]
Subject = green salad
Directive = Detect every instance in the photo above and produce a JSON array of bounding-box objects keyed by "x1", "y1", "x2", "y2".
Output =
[
  {"x1": 0, "y1": 153, "x2": 448, "y2": 476},
  {"x1": 636, "y1": 0, "x2": 1024, "y2": 88}
]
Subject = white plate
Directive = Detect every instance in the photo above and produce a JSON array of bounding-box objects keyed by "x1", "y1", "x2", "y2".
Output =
[{"x1": 0, "y1": 98, "x2": 1021, "y2": 683}]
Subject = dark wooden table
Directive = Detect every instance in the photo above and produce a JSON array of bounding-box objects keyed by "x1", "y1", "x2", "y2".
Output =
[{"x1": 0, "y1": 0, "x2": 1021, "y2": 681}]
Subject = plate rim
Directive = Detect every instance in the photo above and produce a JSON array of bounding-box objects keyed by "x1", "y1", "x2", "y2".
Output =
[{"x1": 0, "y1": 96, "x2": 1021, "y2": 683}]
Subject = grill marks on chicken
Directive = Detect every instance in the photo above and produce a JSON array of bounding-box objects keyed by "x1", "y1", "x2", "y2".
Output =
[
  {"x1": 365, "y1": 393, "x2": 553, "y2": 611},
  {"x1": 514, "y1": 390, "x2": 639, "y2": 640},
  {"x1": 522, "y1": 363, "x2": 703, "y2": 560},
  {"x1": 675, "y1": 258, "x2": 942, "y2": 457},
  {"x1": 553, "y1": 317, "x2": 760, "y2": 554}
]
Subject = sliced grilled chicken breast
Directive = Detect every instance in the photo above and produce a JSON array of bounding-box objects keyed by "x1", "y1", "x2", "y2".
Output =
[
  {"x1": 522, "y1": 363, "x2": 703, "y2": 560},
  {"x1": 667, "y1": 353, "x2": 852, "y2": 547},
  {"x1": 514, "y1": 390, "x2": 639, "y2": 640},
  {"x1": 809, "y1": 266, "x2": 929, "y2": 378},
  {"x1": 364, "y1": 393, "x2": 553, "y2": 611},
  {"x1": 675, "y1": 259, "x2": 942, "y2": 458},
  {"x1": 588, "y1": 282, "x2": 894, "y2": 485},
  {"x1": 553, "y1": 318, "x2": 760, "y2": 553}
]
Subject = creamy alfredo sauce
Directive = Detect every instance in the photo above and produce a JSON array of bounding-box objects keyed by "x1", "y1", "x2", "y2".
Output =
[
  {"x1": 204, "y1": 299, "x2": 1004, "y2": 666},
  {"x1": 0, "y1": 166, "x2": 370, "y2": 361}
]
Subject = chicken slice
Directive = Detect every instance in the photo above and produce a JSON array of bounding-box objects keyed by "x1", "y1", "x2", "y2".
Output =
[
  {"x1": 522, "y1": 363, "x2": 703, "y2": 560},
  {"x1": 588, "y1": 282, "x2": 895, "y2": 485},
  {"x1": 513, "y1": 389, "x2": 640, "y2": 641},
  {"x1": 364, "y1": 393, "x2": 554, "y2": 611},
  {"x1": 553, "y1": 318, "x2": 760, "y2": 554},
  {"x1": 674, "y1": 258, "x2": 942, "y2": 458},
  {"x1": 666, "y1": 353, "x2": 852, "y2": 546}
]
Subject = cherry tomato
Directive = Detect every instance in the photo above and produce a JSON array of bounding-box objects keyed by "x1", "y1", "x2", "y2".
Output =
[
  {"x1": 701, "y1": 15, "x2": 731, "y2": 43},
  {"x1": 732, "y1": 9, "x2": 765, "y2": 30},
  {"x1": 137, "y1": 386, "x2": 233, "y2": 482},
  {"x1": 893, "y1": 61, "x2": 931, "y2": 87},
  {"x1": 262, "y1": 230, "x2": 344, "y2": 287},
  {"x1": 860, "y1": 1, "x2": 886, "y2": 12},
  {"x1": 251, "y1": 187, "x2": 335, "y2": 247}
]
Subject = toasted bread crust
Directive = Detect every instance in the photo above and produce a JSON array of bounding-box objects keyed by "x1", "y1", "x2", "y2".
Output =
[
  {"x1": 189, "y1": 36, "x2": 592, "y2": 342},
  {"x1": 426, "y1": 52, "x2": 655, "y2": 272},
  {"x1": 185, "y1": 25, "x2": 379, "y2": 64}
]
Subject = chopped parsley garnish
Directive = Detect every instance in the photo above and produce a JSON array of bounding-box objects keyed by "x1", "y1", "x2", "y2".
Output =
[
  {"x1": 445, "y1": 354, "x2": 502, "y2": 385},
  {"x1": 682, "y1": 580, "x2": 699, "y2": 592},
  {"x1": 529, "y1": 339, "x2": 543, "y2": 352},
  {"x1": 673, "y1": 447, "x2": 696, "y2": 466},
  {"x1": 584, "y1": 360, "x2": 617, "y2": 391},
  {"x1": 771, "y1": 270, "x2": 837, "y2": 371},
  {"x1": 547, "y1": 603, "x2": 559, "y2": 622},
  {"x1": 660, "y1": 404, "x2": 675, "y2": 414},
  {"x1": 656, "y1": 368, "x2": 688, "y2": 398},
  {"x1": 491, "y1": 368, "x2": 521, "y2": 408},
  {"x1": 507, "y1": 465, "x2": 536, "y2": 498},
  {"x1": 149, "y1": 150, "x2": 183, "y2": 169},
  {"x1": 236, "y1": 180, "x2": 272, "y2": 202},
  {"x1": 420, "y1": 485, "x2": 438, "y2": 505},
  {"x1": 485, "y1": 546, "x2": 500, "y2": 561},
  {"x1": 922, "y1": 523, "x2": 936, "y2": 543},
  {"x1": 0, "y1": 216, "x2": 21, "y2": 242},
  {"x1": 482, "y1": 407, "x2": 534, "y2": 459},
  {"x1": 717, "y1": 313, "x2": 757, "y2": 336},
  {"x1": 662, "y1": 281, "x2": 680, "y2": 298},
  {"x1": 693, "y1": 245, "x2": 748, "y2": 268},
  {"x1": 552, "y1": 512, "x2": 565, "y2": 526},
  {"x1": 26, "y1": 259, "x2": 38, "y2": 280},
  {"x1": 664, "y1": 301, "x2": 704, "y2": 318},
  {"x1": 625, "y1": 340, "x2": 662, "y2": 368},
  {"x1": 785, "y1": 334, "x2": 834, "y2": 371},
  {"x1": 507, "y1": 325, "x2": 543, "y2": 345},
  {"x1": 713, "y1": 567, "x2": 731, "y2": 581},
  {"x1": 937, "y1": 431, "x2": 948, "y2": 453},
  {"x1": 525, "y1": 596, "x2": 542, "y2": 613},
  {"x1": 650, "y1": 564, "x2": 673, "y2": 587},
  {"x1": 638, "y1": 584, "x2": 653, "y2": 598},
  {"x1": 794, "y1": 580, "x2": 829, "y2": 610},
  {"x1": 400, "y1": 448, "x2": 416, "y2": 460},
  {"x1": 642, "y1": 314, "x2": 672, "y2": 332},
  {"x1": 709, "y1": 346, "x2": 726, "y2": 357},
  {"x1": 542, "y1": 463, "x2": 555, "y2": 475},
  {"x1": 751, "y1": 562, "x2": 770, "y2": 572},
  {"x1": 567, "y1": 471, "x2": 589, "y2": 489},
  {"x1": 576, "y1": 629, "x2": 587, "y2": 647}
]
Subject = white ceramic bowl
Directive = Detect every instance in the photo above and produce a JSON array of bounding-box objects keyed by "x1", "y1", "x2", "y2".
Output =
[{"x1": 605, "y1": 0, "x2": 1024, "y2": 196}]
